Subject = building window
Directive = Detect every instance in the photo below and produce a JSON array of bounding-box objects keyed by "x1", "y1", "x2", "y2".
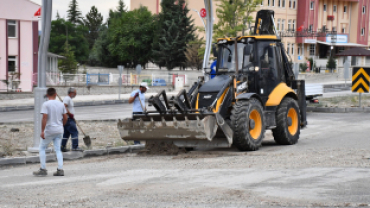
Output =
[
  {"x1": 310, "y1": 1, "x2": 314, "y2": 10},
  {"x1": 277, "y1": 19, "x2": 281, "y2": 31},
  {"x1": 281, "y1": 19, "x2": 285, "y2": 31},
  {"x1": 309, "y1": 44, "x2": 315, "y2": 56},
  {"x1": 309, "y1": 24, "x2": 313, "y2": 32},
  {"x1": 292, "y1": 20, "x2": 295, "y2": 31},
  {"x1": 323, "y1": 4, "x2": 327, "y2": 12},
  {"x1": 293, "y1": 0, "x2": 296, "y2": 9},
  {"x1": 297, "y1": 44, "x2": 301, "y2": 55},
  {"x1": 287, "y1": 43, "x2": 290, "y2": 55},
  {"x1": 7, "y1": 20, "x2": 17, "y2": 38},
  {"x1": 278, "y1": 0, "x2": 281, "y2": 7},
  {"x1": 273, "y1": 0, "x2": 275, "y2": 6},
  {"x1": 268, "y1": 0, "x2": 275, "y2": 6},
  {"x1": 260, "y1": 0, "x2": 263, "y2": 5},
  {"x1": 363, "y1": 6, "x2": 366, "y2": 14},
  {"x1": 332, "y1": 27, "x2": 336, "y2": 32},
  {"x1": 322, "y1": 25, "x2": 327, "y2": 32},
  {"x1": 289, "y1": 0, "x2": 292, "y2": 8},
  {"x1": 342, "y1": 27, "x2": 345, "y2": 33},
  {"x1": 291, "y1": 43, "x2": 294, "y2": 55},
  {"x1": 333, "y1": 5, "x2": 337, "y2": 12},
  {"x1": 8, "y1": 56, "x2": 17, "y2": 72},
  {"x1": 344, "y1": 6, "x2": 347, "y2": 13},
  {"x1": 361, "y1": 28, "x2": 365, "y2": 36},
  {"x1": 288, "y1": 20, "x2": 292, "y2": 31},
  {"x1": 282, "y1": 0, "x2": 285, "y2": 7}
]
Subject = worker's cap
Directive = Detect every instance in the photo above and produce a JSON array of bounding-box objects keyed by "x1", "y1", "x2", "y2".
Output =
[{"x1": 140, "y1": 82, "x2": 150, "y2": 89}]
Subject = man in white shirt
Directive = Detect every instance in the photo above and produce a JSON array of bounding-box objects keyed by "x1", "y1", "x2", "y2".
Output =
[
  {"x1": 128, "y1": 82, "x2": 149, "y2": 145},
  {"x1": 33, "y1": 88, "x2": 67, "y2": 176},
  {"x1": 61, "y1": 88, "x2": 83, "y2": 151}
]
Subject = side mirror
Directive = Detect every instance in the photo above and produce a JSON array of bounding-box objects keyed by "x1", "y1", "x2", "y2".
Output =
[
  {"x1": 212, "y1": 44, "x2": 218, "y2": 57},
  {"x1": 228, "y1": 55, "x2": 232, "y2": 62}
]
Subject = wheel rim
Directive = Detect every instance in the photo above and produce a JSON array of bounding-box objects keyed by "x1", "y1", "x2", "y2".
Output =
[
  {"x1": 249, "y1": 109, "x2": 262, "y2": 140},
  {"x1": 287, "y1": 108, "x2": 298, "y2": 135}
]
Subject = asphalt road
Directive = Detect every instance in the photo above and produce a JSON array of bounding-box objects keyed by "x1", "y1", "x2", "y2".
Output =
[{"x1": 1, "y1": 112, "x2": 370, "y2": 207}]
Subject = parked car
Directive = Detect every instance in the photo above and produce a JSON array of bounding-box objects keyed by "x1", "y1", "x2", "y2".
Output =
[{"x1": 152, "y1": 78, "x2": 167, "y2": 86}]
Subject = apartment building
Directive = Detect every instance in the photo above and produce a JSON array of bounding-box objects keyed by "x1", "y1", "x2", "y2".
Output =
[
  {"x1": 0, "y1": 0, "x2": 40, "y2": 92},
  {"x1": 131, "y1": 0, "x2": 370, "y2": 65}
]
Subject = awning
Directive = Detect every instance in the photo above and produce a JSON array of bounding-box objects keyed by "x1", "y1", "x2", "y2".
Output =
[
  {"x1": 335, "y1": 47, "x2": 370, "y2": 56},
  {"x1": 317, "y1": 41, "x2": 368, "y2": 47}
]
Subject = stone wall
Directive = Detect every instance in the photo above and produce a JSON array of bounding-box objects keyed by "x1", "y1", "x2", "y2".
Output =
[{"x1": 0, "y1": 120, "x2": 125, "y2": 157}]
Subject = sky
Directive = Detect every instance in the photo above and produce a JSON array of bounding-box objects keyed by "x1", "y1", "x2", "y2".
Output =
[{"x1": 30, "y1": 0, "x2": 131, "y2": 21}]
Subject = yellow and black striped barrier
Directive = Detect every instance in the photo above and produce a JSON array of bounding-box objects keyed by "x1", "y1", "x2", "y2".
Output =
[{"x1": 352, "y1": 67, "x2": 370, "y2": 93}]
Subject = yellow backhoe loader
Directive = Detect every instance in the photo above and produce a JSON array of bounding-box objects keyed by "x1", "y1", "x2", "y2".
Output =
[{"x1": 117, "y1": 10, "x2": 307, "y2": 151}]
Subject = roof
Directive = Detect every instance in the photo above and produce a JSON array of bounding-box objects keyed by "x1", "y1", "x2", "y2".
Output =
[
  {"x1": 335, "y1": 48, "x2": 370, "y2": 57},
  {"x1": 317, "y1": 41, "x2": 368, "y2": 48},
  {"x1": 47, "y1": 52, "x2": 66, "y2": 59}
]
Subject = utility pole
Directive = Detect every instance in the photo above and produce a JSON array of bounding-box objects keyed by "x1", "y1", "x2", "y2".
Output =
[{"x1": 28, "y1": 0, "x2": 53, "y2": 152}]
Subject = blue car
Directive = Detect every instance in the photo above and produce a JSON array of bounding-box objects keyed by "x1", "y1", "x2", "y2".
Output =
[{"x1": 152, "y1": 78, "x2": 167, "y2": 86}]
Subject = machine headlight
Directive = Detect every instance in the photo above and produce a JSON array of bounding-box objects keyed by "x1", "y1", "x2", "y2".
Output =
[
  {"x1": 255, "y1": 66, "x2": 260, "y2": 72},
  {"x1": 237, "y1": 81, "x2": 248, "y2": 93},
  {"x1": 249, "y1": 66, "x2": 255, "y2": 71}
]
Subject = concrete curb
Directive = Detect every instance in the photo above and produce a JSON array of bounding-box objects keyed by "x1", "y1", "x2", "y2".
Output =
[
  {"x1": 307, "y1": 107, "x2": 370, "y2": 113},
  {"x1": 0, "y1": 99, "x2": 129, "y2": 112},
  {"x1": 0, "y1": 145, "x2": 144, "y2": 166}
]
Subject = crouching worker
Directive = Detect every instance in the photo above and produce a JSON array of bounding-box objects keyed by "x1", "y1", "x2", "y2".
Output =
[
  {"x1": 33, "y1": 88, "x2": 67, "y2": 176},
  {"x1": 61, "y1": 88, "x2": 83, "y2": 151}
]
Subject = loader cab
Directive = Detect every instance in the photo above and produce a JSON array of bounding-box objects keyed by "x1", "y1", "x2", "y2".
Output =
[{"x1": 215, "y1": 37, "x2": 284, "y2": 103}]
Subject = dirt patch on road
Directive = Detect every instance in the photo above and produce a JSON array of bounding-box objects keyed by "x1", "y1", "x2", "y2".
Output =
[{"x1": 138, "y1": 141, "x2": 187, "y2": 156}]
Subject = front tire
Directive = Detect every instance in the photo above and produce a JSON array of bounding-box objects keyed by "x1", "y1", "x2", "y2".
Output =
[
  {"x1": 231, "y1": 98, "x2": 265, "y2": 151},
  {"x1": 272, "y1": 97, "x2": 300, "y2": 145}
]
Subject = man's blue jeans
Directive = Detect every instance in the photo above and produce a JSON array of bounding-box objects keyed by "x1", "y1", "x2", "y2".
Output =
[
  {"x1": 39, "y1": 133, "x2": 63, "y2": 170},
  {"x1": 62, "y1": 118, "x2": 79, "y2": 149}
]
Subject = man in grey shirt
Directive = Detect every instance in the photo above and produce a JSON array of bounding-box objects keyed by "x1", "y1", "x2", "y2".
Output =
[
  {"x1": 33, "y1": 88, "x2": 67, "y2": 176},
  {"x1": 61, "y1": 88, "x2": 83, "y2": 151}
]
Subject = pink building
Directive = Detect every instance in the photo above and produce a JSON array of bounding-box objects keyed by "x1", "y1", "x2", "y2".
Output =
[{"x1": 0, "y1": 0, "x2": 40, "y2": 92}]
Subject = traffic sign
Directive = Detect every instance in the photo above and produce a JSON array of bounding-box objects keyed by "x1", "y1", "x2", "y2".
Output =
[
  {"x1": 200, "y1": 8, "x2": 207, "y2": 18},
  {"x1": 352, "y1": 67, "x2": 370, "y2": 93}
]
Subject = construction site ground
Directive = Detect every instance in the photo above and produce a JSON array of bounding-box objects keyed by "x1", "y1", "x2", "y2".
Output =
[{"x1": 1, "y1": 112, "x2": 370, "y2": 207}]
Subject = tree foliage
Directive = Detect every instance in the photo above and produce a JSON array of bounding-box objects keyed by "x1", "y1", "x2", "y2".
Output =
[
  {"x1": 49, "y1": 18, "x2": 89, "y2": 63},
  {"x1": 108, "y1": 7, "x2": 156, "y2": 67},
  {"x1": 326, "y1": 56, "x2": 337, "y2": 71},
  {"x1": 67, "y1": 0, "x2": 83, "y2": 24},
  {"x1": 84, "y1": 6, "x2": 103, "y2": 50},
  {"x1": 108, "y1": 0, "x2": 127, "y2": 26},
  {"x1": 58, "y1": 41, "x2": 78, "y2": 75},
  {"x1": 152, "y1": 0, "x2": 196, "y2": 70},
  {"x1": 185, "y1": 37, "x2": 204, "y2": 70},
  {"x1": 214, "y1": 0, "x2": 261, "y2": 39}
]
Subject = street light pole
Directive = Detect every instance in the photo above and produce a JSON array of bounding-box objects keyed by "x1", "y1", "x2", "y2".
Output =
[{"x1": 28, "y1": 0, "x2": 53, "y2": 152}]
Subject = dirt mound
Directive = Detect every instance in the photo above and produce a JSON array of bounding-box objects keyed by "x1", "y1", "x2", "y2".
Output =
[{"x1": 138, "y1": 141, "x2": 187, "y2": 155}]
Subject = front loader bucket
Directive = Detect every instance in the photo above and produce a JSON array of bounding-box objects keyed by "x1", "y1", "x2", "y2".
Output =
[{"x1": 117, "y1": 113, "x2": 233, "y2": 147}]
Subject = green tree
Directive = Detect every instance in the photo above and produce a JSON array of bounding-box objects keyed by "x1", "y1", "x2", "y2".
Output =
[
  {"x1": 49, "y1": 18, "x2": 89, "y2": 63},
  {"x1": 214, "y1": 0, "x2": 261, "y2": 39},
  {"x1": 89, "y1": 25, "x2": 119, "y2": 67},
  {"x1": 185, "y1": 37, "x2": 204, "y2": 70},
  {"x1": 326, "y1": 56, "x2": 337, "y2": 72},
  {"x1": 56, "y1": 11, "x2": 61, "y2": 20},
  {"x1": 67, "y1": 0, "x2": 83, "y2": 24},
  {"x1": 108, "y1": 6, "x2": 156, "y2": 67},
  {"x1": 84, "y1": 6, "x2": 103, "y2": 50},
  {"x1": 152, "y1": 0, "x2": 196, "y2": 70},
  {"x1": 59, "y1": 41, "x2": 78, "y2": 76},
  {"x1": 108, "y1": 0, "x2": 127, "y2": 26}
]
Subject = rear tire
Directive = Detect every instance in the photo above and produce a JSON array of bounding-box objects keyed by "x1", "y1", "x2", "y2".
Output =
[
  {"x1": 272, "y1": 97, "x2": 300, "y2": 145},
  {"x1": 231, "y1": 98, "x2": 265, "y2": 151}
]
